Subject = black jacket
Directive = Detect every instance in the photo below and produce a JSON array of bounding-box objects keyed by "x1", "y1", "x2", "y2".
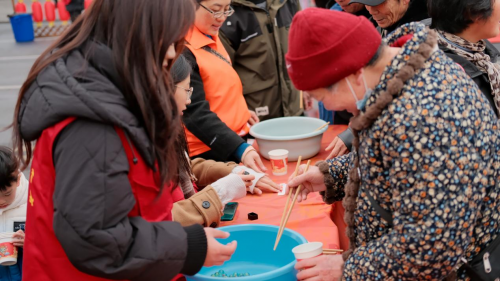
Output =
[
  {"x1": 18, "y1": 41, "x2": 207, "y2": 279},
  {"x1": 440, "y1": 40, "x2": 500, "y2": 117},
  {"x1": 380, "y1": 0, "x2": 428, "y2": 36}
]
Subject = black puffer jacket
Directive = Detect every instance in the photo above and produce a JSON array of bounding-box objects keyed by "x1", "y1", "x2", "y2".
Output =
[{"x1": 18, "y1": 41, "x2": 207, "y2": 279}]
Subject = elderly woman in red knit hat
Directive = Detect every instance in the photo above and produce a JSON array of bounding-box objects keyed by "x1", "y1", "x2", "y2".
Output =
[{"x1": 286, "y1": 8, "x2": 500, "y2": 281}]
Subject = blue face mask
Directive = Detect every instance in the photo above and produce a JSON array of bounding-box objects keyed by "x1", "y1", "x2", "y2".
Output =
[{"x1": 346, "y1": 73, "x2": 372, "y2": 110}]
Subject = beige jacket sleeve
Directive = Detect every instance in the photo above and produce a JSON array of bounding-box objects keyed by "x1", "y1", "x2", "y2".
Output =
[
  {"x1": 191, "y1": 158, "x2": 238, "y2": 187},
  {"x1": 172, "y1": 186, "x2": 223, "y2": 228}
]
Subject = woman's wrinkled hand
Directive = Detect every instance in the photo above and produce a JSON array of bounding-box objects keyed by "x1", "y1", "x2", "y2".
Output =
[
  {"x1": 287, "y1": 165, "x2": 326, "y2": 202},
  {"x1": 296, "y1": 254, "x2": 344, "y2": 281}
]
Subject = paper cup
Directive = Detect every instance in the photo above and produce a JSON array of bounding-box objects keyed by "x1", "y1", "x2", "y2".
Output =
[
  {"x1": 0, "y1": 234, "x2": 17, "y2": 266},
  {"x1": 268, "y1": 149, "x2": 288, "y2": 176},
  {"x1": 292, "y1": 242, "x2": 323, "y2": 261}
]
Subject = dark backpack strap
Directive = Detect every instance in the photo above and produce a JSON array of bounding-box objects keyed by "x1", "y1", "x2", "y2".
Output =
[
  {"x1": 458, "y1": 262, "x2": 486, "y2": 281},
  {"x1": 366, "y1": 192, "x2": 394, "y2": 227},
  {"x1": 458, "y1": 233, "x2": 500, "y2": 280}
]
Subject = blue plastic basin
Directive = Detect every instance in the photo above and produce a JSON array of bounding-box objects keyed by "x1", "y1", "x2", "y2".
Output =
[{"x1": 186, "y1": 224, "x2": 307, "y2": 281}]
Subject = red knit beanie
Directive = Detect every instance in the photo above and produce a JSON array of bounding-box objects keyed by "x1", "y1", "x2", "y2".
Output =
[{"x1": 286, "y1": 8, "x2": 382, "y2": 91}]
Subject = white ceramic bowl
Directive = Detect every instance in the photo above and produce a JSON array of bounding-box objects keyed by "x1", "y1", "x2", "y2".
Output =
[{"x1": 249, "y1": 117, "x2": 328, "y2": 161}]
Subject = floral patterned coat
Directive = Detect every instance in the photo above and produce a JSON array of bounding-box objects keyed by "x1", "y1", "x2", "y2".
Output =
[{"x1": 321, "y1": 23, "x2": 500, "y2": 280}]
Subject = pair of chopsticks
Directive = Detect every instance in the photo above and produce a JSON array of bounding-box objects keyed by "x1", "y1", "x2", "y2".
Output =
[
  {"x1": 323, "y1": 249, "x2": 344, "y2": 255},
  {"x1": 274, "y1": 156, "x2": 311, "y2": 250}
]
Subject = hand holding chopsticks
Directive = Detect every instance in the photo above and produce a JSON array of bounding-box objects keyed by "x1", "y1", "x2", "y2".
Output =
[{"x1": 274, "y1": 159, "x2": 311, "y2": 251}]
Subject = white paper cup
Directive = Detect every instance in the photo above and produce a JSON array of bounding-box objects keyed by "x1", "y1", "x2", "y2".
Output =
[
  {"x1": 292, "y1": 242, "x2": 323, "y2": 261},
  {"x1": 0, "y1": 235, "x2": 17, "y2": 266},
  {"x1": 268, "y1": 149, "x2": 289, "y2": 176}
]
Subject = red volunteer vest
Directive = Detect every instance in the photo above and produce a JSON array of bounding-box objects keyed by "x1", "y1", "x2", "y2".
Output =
[{"x1": 23, "y1": 118, "x2": 185, "y2": 281}]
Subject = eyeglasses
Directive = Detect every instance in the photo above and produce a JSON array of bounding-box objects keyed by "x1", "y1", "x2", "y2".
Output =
[
  {"x1": 199, "y1": 4, "x2": 234, "y2": 19},
  {"x1": 176, "y1": 85, "x2": 193, "y2": 101}
]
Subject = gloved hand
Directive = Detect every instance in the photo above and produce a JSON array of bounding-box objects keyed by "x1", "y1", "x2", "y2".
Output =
[{"x1": 210, "y1": 174, "x2": 247, "y2": 206}]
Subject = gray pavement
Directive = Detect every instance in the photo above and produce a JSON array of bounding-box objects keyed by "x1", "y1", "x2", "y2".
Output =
[
  {"x1": 0, "y1": 22, "x2": 56, "y2": 150},
  {"x1": 0, "y1": 0, "x2": 15, "y2": 23}
]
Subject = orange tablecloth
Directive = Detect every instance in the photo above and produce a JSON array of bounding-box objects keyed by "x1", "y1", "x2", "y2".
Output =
[{"x1": 220, "y1": 125, "x2": 349, "y2": 250}]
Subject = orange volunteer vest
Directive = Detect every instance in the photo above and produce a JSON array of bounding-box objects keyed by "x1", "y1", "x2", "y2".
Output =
[{"x1": 185, "y1": 26, "x2": 251, "y2": 157}]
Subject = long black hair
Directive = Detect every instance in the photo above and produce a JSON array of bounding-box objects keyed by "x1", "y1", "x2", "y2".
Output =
[{"x1": 12, "y1": 0, "x2": 196, "y2": 189}]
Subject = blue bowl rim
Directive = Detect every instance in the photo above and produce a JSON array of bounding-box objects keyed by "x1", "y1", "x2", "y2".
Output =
[
  {"x1": 249, "y1": 117, "x2": 328, "y2": 141},
  {"x1": 190, "y1": 224, "x2": 308, "y2": 280}
]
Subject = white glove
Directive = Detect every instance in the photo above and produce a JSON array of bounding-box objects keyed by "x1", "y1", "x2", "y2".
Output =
[
  {"x1": 211, "y1": 174, "x2": 247, "y2": 206},
  {"x1": 231, "y1": 166, "x2": 266, "y2": 194}
]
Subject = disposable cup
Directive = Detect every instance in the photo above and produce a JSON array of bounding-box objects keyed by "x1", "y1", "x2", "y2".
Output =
[
  {"x1": 0, "y1": 235, "x2": 17, "y2": 266},
  {"x1": 292, "y1": 242, "x2": 323, "y2": 261},
  {"x1": 268, "y1": 149, "x2": 289, "y2": 176}
]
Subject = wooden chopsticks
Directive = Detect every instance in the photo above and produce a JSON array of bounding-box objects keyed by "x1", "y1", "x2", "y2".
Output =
[
  {"x1": 323, "y1": 249, "x2": 344, "y2": 255},
  {"x1": 274, "y1": 156, "x2": 301, "y2": 251},
  {"x1": 314, "y1": 122, "x2": 330, "y2": 132},
  {"x1": 274, "y1": 158, "x2": 311, "y2": 251}
]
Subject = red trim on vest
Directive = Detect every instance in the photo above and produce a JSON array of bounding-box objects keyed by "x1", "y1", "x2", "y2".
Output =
[{"x1": 23, "y1": 118, "x2": 184, "y2": 280}]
